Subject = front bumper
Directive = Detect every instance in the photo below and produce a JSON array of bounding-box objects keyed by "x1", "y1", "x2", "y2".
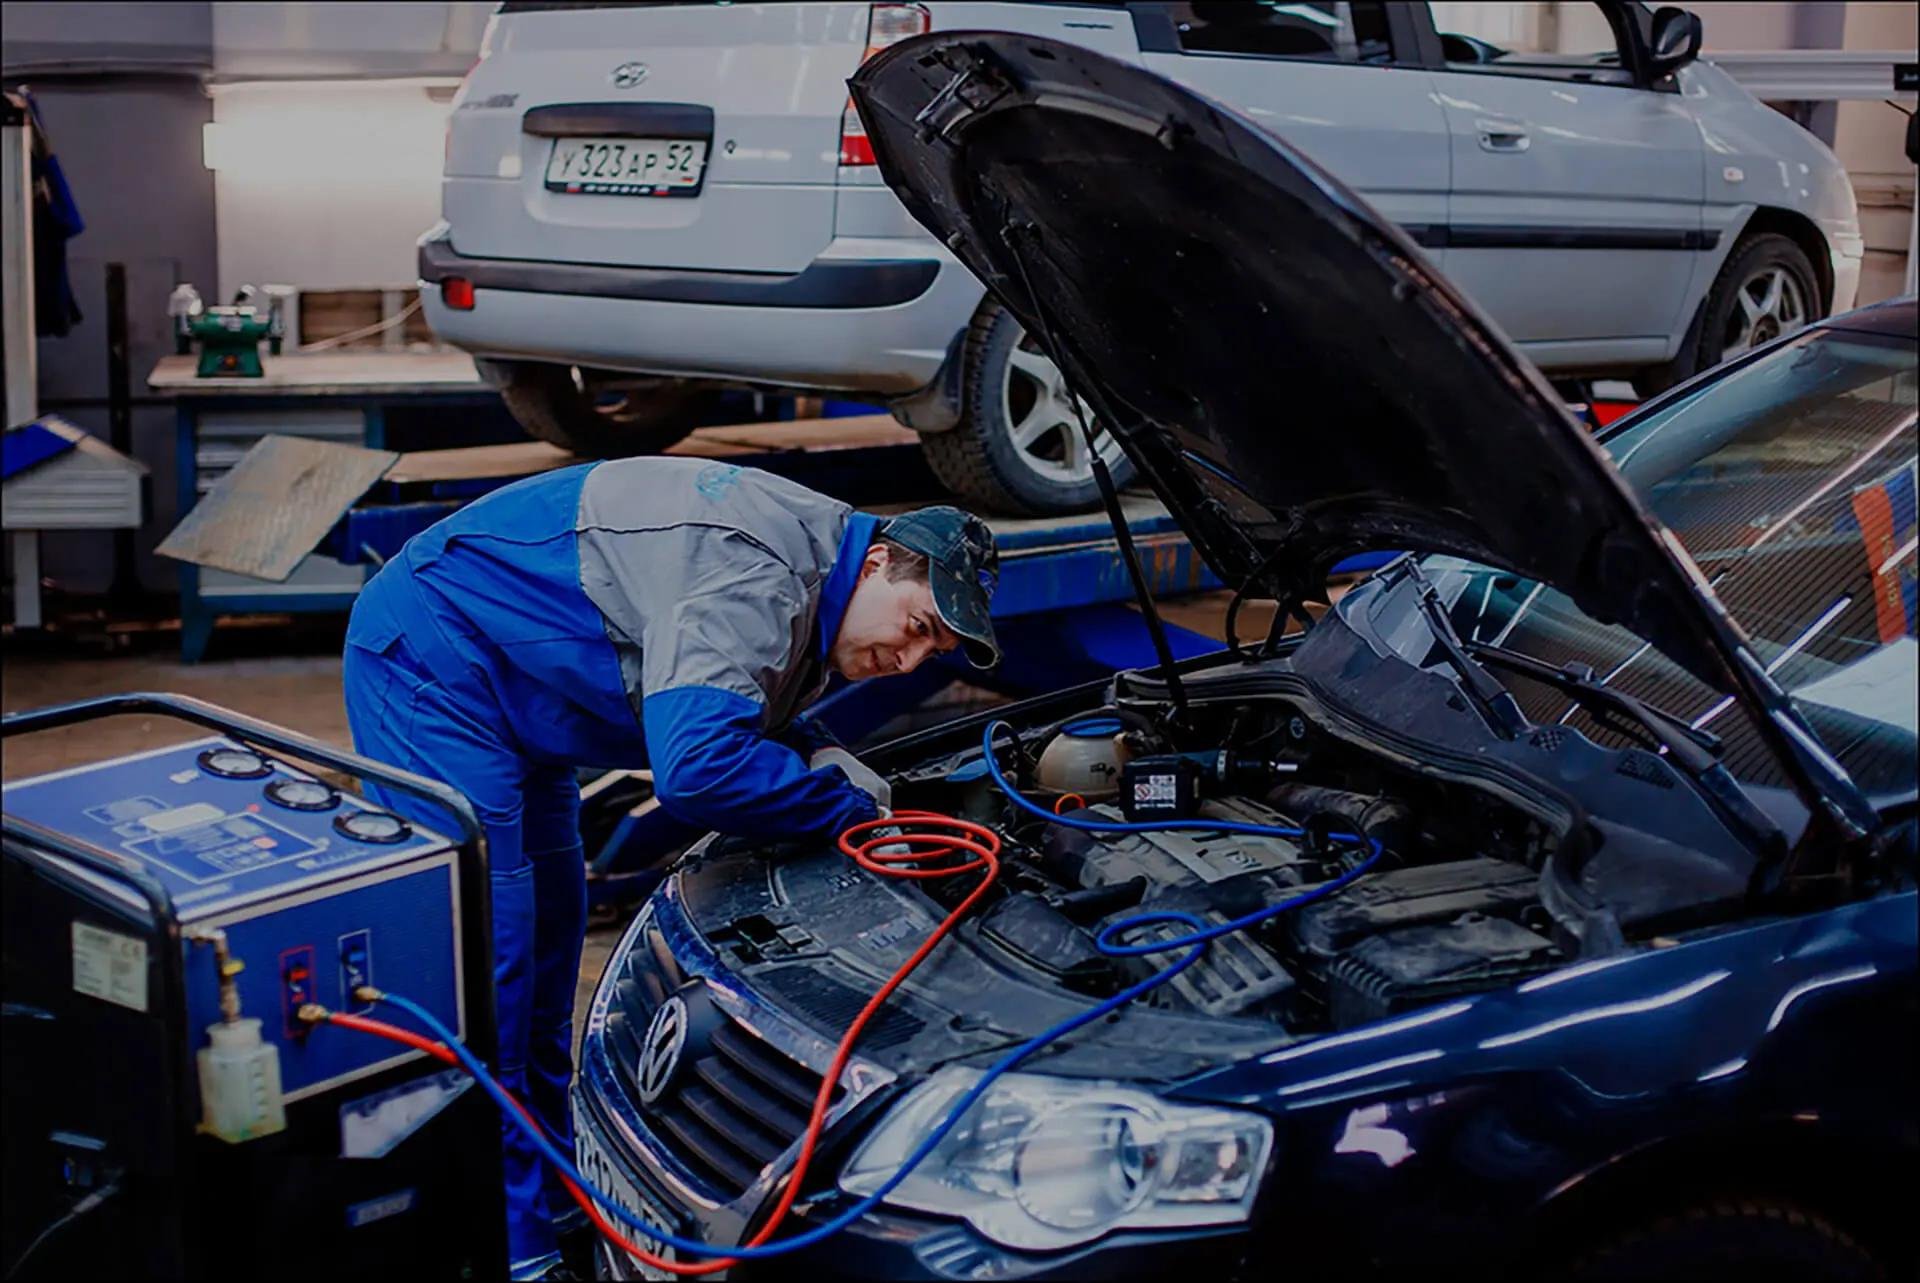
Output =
[
  {"x1": 416, "y1": 225, "x2": 983, "y2": 393},
  {"x1": 572, "y1": 877, "x2": 1258, "y2": 1281}
]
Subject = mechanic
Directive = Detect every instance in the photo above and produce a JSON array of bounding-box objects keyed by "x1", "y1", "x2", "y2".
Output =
[{"x1": 340, "y1": 456, "x2": 1000, "y2": 1280}]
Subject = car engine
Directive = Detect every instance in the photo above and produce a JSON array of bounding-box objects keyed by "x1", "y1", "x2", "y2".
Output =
[{"x1": 904, "y1": 699, "x2": 1573, "y2": 1036}]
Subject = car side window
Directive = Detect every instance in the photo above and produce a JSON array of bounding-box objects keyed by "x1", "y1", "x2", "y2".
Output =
[
  {"x1": 1166, "y1": 2, "x2": 1395, "y2": 64},
  {"x1": 1429, "y1": 2, "x2": 1639, "y2": 86}
]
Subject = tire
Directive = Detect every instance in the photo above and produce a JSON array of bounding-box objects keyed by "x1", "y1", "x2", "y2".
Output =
[
  {"x1": 1634, "y1": 233, "x2": 1820, "y2": 398},
  {"x1": 495, "y1": 361, "x2": 701, "y2": 458},
  {"x1": 919, "y1": 298, "x2": 1136, "y2": 515},
  {"x1": 1571, "y1": 1199, "x2": 1884, "y2": 1281}
]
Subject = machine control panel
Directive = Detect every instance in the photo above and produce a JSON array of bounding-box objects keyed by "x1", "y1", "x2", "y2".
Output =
[
  {"x1": 7, "y1": 737, "x2": 466, "y2": 1101},
  {"x1": 6, "y1": 736, "x2": 446, "y2": 916}
]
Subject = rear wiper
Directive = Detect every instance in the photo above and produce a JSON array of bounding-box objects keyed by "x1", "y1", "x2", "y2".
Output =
[
  {"x1": 1398, "y1": 561, "x2": 1527, "y2": 739},
  {"x1": 1462, "y1": 642, "x2": 1722, "y2": 774}
]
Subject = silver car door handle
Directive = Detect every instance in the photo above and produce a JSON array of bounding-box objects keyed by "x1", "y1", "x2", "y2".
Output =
[{"x1": 1475, "y1": 120, "x2": 1531, "y2": 152}]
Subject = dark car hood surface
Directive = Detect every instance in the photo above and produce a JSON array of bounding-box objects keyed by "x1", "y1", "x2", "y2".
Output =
[{"x1": 852, "y1": 33, "x2": 1745, "y2": 690}]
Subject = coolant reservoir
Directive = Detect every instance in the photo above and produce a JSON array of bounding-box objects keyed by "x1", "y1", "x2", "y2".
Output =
[
  {"x1": 1035, "y1": 718, "x2": 1134, "y2": 800},
  {"x1": 197, "y1": 1018, "x2": 287, "y2": 1143}
]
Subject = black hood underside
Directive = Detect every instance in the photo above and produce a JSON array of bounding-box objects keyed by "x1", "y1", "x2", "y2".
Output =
[{"x1": 850, "y1": 33, "x2": 1747, "y2": 693}]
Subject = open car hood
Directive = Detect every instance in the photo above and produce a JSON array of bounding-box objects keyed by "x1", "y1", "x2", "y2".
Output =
[{"x1": 852, "y1": 33, "x2": 1751, "y2": 691}]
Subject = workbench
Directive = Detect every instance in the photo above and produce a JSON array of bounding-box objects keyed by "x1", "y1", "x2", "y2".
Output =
[{"x1": 149, "y1": 351, "x2": 515, "y2": 663}]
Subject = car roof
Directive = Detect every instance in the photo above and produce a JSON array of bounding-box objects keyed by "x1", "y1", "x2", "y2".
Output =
[{"x1": 1821, "y1": 295, "x2": 1917, "y2": 339}]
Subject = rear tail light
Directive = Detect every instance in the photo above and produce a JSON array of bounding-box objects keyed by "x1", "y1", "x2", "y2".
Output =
[
  {"x1": 441, "y1": 277, "x2": 476, "y2": 311},
  {"x1": 840, "y1": 3, "x2": 929, "y2": 167}
]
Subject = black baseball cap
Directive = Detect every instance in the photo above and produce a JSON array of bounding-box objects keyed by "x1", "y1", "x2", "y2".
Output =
[{"x1": 880, "y1": 506, "x2": 1000, "y2": 668}]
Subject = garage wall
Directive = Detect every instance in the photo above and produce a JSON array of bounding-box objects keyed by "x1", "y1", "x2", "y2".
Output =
[
  {"x1": 211, "y1": 80, "x2": 453, "y2": 301},
  {"x1": 1829, "y1": 3, "x2": 1918, "y2": 303},
  {"x1": 4, "y1": 3, "x2": 219, "y2": 597},
  {"x1": 2, "y1": 2, "x2": 490, "y2": 600}
]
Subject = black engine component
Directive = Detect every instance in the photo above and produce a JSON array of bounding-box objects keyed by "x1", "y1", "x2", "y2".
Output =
[
  {"x1": 1289, "y1": 858, "x2": 1540, "y2": 957},
  {"x1": 1121, "y1": 755, "x2": 1202, "y2": 820},
  {"x1": 977, "y1": 893, "x2": 1117, "y2": 995},
  {"x1": 1325, "y1": 915, "x2": 1555, "y2": 1028},
  {"x1": 1287, "y1": 857, "x2": 1561, "y2": 1027}
]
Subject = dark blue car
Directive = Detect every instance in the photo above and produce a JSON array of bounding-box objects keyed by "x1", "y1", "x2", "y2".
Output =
[{"x1": 572, "y1": 34, "x2": 1917, "y2": 1281}]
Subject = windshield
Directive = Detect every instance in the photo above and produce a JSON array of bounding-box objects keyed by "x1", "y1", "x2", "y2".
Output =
[{"x1": 1423, "y1": 323, "x2": 1917, "y2": 800}]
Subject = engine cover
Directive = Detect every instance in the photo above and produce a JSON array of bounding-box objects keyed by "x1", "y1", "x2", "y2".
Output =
[
  {"x1": 1042, "y1": 798, "x2": 1310, "y2": 1018},
  {"x1": 1042, "y1": 797, "x2": 1310, "y2": 892}
]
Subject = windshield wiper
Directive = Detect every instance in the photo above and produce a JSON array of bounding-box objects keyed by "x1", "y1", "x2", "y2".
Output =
[
  {"x1": 1462, "y1": 642, "x2": 1722, "y2": 773},
  {"x1": 1465, "y1": 638, "x2": 1787, "y2": 858},
  {"x1": 1397, "y1": 561, "x2": 1527, "y2": 739}
]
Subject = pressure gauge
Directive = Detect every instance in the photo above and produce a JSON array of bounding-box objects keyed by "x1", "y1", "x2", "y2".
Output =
[
  {"x1": 333, "y1": 809, "x2": 411, "y2": 844},
  {"x1": 265, "y1": 777, "x2": 340, "y2": 812},
  {"x1": 198, "y1": 746, "x2": 272, "y2": 779}
]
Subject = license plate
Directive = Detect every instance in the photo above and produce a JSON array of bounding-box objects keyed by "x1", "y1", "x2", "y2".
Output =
[
  {"x1": 545, "y1": 136, "x2": 707, "y2": 196},
  {"x1": 575, "y1": 1116, "x2": 684, "y2": 1281}
]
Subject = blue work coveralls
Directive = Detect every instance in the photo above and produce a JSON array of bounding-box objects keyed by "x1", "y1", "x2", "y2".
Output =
[{"x1": 341, "y1": 457, "x2": 883, "y2": 1275}]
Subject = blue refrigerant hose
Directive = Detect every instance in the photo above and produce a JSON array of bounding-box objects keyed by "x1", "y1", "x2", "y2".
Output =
[{"x1": 373, "y1": 717, "x2": 1382, "y2": 1261}]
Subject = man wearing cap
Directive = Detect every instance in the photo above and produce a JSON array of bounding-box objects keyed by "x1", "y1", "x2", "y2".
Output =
[{"x1": 339, "y1": 455, "x2": 998, "y2": 1281}]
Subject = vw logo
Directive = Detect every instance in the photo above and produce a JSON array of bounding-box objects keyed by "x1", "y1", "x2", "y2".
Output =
[
  {"x1": 636, "y1": 995, "x2": 688, "y2": 1105},
  {"x1": 610, "y1": 60, "x2": 649, "y2": 89}
]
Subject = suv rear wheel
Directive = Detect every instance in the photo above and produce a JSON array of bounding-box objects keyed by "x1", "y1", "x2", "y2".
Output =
[
  {"x1": 493, "y1": 361, "x2": 701, "y2": 458},
  {"x1": 1634, "y1": 233, "x2": 1820, "y2": 397},
  {"x1": 920, "y1": 299, "x2": 1135, "y2": 515}
]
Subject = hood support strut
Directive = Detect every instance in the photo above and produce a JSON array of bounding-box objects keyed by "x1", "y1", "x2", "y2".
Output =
[{"x1": 1005, "y1": 221, "x2": 1189, "y2": 719}]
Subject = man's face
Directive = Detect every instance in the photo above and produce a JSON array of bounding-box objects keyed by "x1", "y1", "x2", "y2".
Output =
[{"x1": 829, "y1": 545, "x2": 959, "y2": 681}]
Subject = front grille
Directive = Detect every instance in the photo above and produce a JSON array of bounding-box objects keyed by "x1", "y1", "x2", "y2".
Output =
[{"x1": 603, "y1": 924, "x2": 843, "y2": 1198}]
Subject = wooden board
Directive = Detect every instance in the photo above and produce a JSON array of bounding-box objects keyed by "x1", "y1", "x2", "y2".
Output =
[
  {"x1": 148, "y1": 350, "x2": 486, "y2": 395},
  {"x1": 384, "y1": 440, "x2": 578, "y2": 484},
  {"x1": 379, "y1": 414, "x2": 915, "y2": 483}
]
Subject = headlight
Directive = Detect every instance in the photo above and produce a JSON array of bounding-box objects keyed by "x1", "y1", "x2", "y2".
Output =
[{"x1": 839, "y1": 1068, "x2": 1272, "y2": 1251}]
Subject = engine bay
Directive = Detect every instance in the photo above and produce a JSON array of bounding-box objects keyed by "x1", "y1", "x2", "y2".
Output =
[{"x1": 870, "y1": 693, "x2": 1584, "y2": 1040}]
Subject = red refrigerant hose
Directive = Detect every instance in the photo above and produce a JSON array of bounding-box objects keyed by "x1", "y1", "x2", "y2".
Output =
[{"x1": 319, "y1": 810, "x2": 1004, "y2": 1276}]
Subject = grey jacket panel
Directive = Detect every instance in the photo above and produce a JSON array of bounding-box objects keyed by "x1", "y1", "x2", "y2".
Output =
[{"x1": 576, "y1": 458, "x2": 852, "y2": 727}]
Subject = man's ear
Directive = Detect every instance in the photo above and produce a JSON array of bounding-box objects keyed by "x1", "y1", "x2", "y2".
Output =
[{"x1": 859, "y1": 542, "x2": 890, "y2": 580}]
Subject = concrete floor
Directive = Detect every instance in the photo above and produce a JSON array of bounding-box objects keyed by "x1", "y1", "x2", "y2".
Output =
[{"x1": 0, "y1": 646, "x2": 623, "y2": 1048}]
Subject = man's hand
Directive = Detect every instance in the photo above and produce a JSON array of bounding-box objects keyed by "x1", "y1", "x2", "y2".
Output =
[{"x1": 809, "y1": 746, "x2": 892, "y2": 814}]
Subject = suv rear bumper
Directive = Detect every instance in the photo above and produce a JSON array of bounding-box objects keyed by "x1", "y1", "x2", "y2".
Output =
[{"x1": 417, "y1": 225, "x2": 981, "y2": 393}]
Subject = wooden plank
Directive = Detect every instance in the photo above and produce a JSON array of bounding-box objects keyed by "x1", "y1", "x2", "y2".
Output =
[
  {"x1": 384, "y1": 440, "x2": 579, "y2": 484},
  {"x1": 380, "y1": 413, "x2": 915, "y2": 482},
  {"x1": 148, "y1": 350, "x2": 485, "y2": 395},
  {"x1": 671, "y1": 414, "x2": 913, "y2": 454}
]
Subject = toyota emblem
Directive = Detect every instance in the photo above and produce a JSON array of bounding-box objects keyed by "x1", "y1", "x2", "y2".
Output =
[
  {"x1": 610, "y1": 60, "x2": 649, "y2": 89},
  {"x1": 636, "y1": 995, "x2": 688, "y2": 1105}
]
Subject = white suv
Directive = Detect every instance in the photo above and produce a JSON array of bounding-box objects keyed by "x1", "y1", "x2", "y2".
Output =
[{"x1": 422, "y1": 1, "x2": 1862, "y2": 513}]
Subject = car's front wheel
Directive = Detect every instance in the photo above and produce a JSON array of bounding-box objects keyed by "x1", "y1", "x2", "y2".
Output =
[
  {"x1": 920, "y1": 298, "x2": 1135, "y2": 515},
  {"x1": 1635, "y1": 233, "x2": 1820, "y2": 397},
  {"x1": 1571, "y1": 1199, "x2": 1884, "y2": 1280},
  {"x1": 492, "y1": 361, "x2": 701, "y2": 458}
]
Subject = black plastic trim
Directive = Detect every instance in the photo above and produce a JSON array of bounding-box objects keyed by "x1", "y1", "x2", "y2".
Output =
[
  {"x1": 521, "y1": 102, "x2": 713, "y2": 139},
  {"x1": 419, "y1": 235, "x2": 941, "y2": 309},
  {"x1": 1428, "y1": 225, "x2": 1719, "y2": 251}
]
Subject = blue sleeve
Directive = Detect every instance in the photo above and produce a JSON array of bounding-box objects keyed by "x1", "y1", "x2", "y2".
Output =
[
  {"x1": 777, "y1": 713, "x2": 843, "y2": 757},
  {"x1": 642, "y1": 686, "x2": 879, "y2": 841}
]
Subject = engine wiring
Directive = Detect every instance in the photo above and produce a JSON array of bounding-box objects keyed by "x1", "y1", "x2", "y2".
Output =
[{"x1": 308, "y1": 720, "x2": 1382, "y2": 1271}]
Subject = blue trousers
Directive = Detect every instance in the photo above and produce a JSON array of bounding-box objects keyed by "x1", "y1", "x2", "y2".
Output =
[{"x1": 342, "y1": 626, "x2": 587, "y2": 1275}]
